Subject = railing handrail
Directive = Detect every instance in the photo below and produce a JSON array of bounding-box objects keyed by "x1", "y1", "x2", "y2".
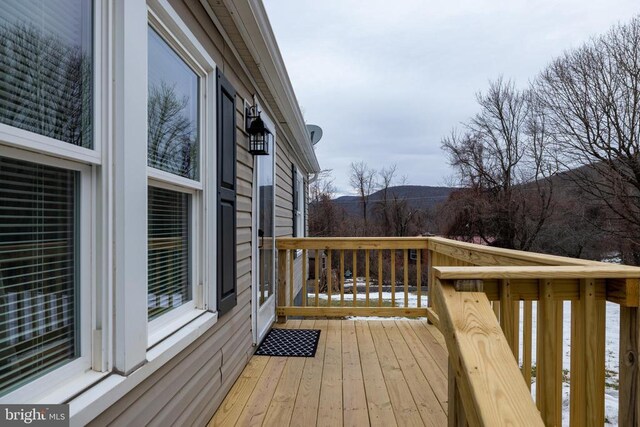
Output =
[
  {"x1": 434, "y1": 278, "x2": 544, "y2": 426},
  {"x1": 427, "y1": 236, "x2": 607, "y2": 267},
  {"x1": 434, "y1": 265, "x2": 640, "y2": 279},
  {"x1": 278, "y1": 235, "x2": 621, "y2": 266},
  {"x1": 276, "y1": 237, "x2": 430, "y2": 250}
]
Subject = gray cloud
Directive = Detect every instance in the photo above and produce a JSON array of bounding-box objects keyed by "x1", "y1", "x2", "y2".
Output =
[{"x1": 264, "y1": 0, "x2": 639, "y2": 195}]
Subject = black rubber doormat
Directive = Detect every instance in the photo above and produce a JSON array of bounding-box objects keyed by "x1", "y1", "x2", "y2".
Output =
[{"x1": 255, "y1": 328, "x2": 321, "y2": 357}]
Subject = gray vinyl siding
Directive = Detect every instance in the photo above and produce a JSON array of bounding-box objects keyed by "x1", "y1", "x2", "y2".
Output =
[{"x1": 87, "y1": 0, "x2": 312, "y2": 425}]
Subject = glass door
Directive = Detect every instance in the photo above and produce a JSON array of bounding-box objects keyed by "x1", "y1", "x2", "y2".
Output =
[{"x1": 253, "y1": 144, "x2": 275, "y2": 343}]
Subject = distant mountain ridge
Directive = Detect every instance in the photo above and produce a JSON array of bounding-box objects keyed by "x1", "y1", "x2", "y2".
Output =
[{"x1": 332, "y1": 185, "x2": 456, "y2": 216}]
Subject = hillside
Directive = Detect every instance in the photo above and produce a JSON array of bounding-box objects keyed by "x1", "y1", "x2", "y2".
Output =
[{"x1": 332, "y1": 185, "x2": 456, "y2": 217}]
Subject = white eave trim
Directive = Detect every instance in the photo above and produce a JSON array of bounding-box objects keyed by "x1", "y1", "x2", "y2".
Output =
[{"x1": 222, "y1": 0, "x2": 320, "y2": 174}]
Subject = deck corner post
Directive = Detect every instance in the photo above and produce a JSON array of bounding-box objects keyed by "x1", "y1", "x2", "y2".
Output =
[
  {"x1": 427, "y1": 249, "x2": 434, "y2": 323},
  {"x1": 277, "y1": 249, "x2": 287, "y2": 323},
  {"x1": 448, "y1": 361, "x2": 467, "y2": 427}
]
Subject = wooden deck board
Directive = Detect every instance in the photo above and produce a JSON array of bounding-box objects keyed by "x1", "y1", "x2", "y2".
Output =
[
  {"x1": 355, "y1": 320, "x2": 397, "y2": 427},
  {"x1": 318, "y1": 319, "x2": 343, "y2": 426},
  {"x1": 383, "y1": 320, "x2": 447, "y2": 426},
  {"x1": 341, "y1": 320, "x2": 369, "y2": 427},
  {"x1": 290, "y1": 319, "x2": 327, "y2": 427},
  {"x1": 208, "y1": 319, "x2": 449, "y2": 426},
  {"x1": 369, "y1": 321, "x2": 424, "y2": 426}
]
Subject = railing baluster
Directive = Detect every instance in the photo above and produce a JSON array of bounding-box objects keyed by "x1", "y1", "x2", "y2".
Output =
[
  {"x1": 417, "y1": 249, "x2": 422, "y2": 308},
  {"x1": 289, "y1": 249, "x2": 294, "y2": 307},
  {"x1": 340, "y1": 250, "x2": 345, "y2": 306},
  {"x1": 500, "y1": 279, "x2": 517, "y2": 356},
  {"x1": 391, "y1": 250, "x2": 396, "y2": 307},
  {"x1": 353, "y1": 250, "x2": 357, "y2": 307},
  {"x1": 378, "y1": 250, "x2": 383, "y2": 308},
  {"x1": 315, "y1": 249, "x2": 319, "y2": 307},
  {"x1": 327, "y1": 249, "x2": 332, "y2": 306},
  {"x1": 620, "y1": 305, "x2": 640, "y2": 426},
  {"x1": 523, "y1": 301, "x2": 532, "y2": 389},
  {"x1": 570, "y1": 294, "x2": 585, "y2": 426},
  {"x1": 404, "y1": 249, "x2": 409, "y2": 308},
  {"x1": 365, "y1": 249, "x2": 370, "y2": 307},
  {"x1": 513, "y1": 300, "x2": 520, "y2": 362},
  {"x1": 302, "y1": 249, "x2": 307, "y2": 307},
  {"x1": 427, "y1": 249, "x2": 434, "y2": 313}
]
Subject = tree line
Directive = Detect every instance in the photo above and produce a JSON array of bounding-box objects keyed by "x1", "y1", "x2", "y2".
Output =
[
  {"x1": 441, "y1": 15, "x2": 640, "y2": 264},
  {"x1": 309, "y1": 162, "x2": 435, "y2": 239},
  {"x1": 310, "y1": 16, "x2": 640, "y2": 265}
]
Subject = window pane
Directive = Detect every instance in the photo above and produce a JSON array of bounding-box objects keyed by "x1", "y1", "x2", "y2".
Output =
[
  {"x1": 0, "y1": 156, "x2": 78, "y2": 396},
  {"x1": 148, "y1": 187, "x2": 191, "y2": 320},
  {"x1": 148, "y1": 27, "x2": 199, "y2": 180},
  {"x1": 0, "y1": 0, "x2": 93, "y2": 148}
]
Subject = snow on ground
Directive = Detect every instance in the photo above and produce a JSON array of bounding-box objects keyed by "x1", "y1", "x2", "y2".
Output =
[
  {"x1": 308, "y1": 278, "x2": 622, "y2": 426},
  {"x1": 312, "y1": 289, "x2": 429, "y2": 307}
]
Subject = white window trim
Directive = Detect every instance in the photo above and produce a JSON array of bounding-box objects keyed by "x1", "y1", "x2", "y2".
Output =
[
  {"x1": 146, "y1": 0, "x2": 217, "y2": 347},
  {"x1": 295, "y1": 166, "x2": 305, "y2": 238},
  {"x1": 294, "y1": 165, "x2": 305, "y2": 259},
  {"x1": 0, "y1": 125, "x2": 101, "y2": 166}
]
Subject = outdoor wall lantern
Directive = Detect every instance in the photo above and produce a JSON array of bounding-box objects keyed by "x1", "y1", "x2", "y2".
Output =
[{"x1": 245, "y1": 105, "x2": 272, "y2": 155}]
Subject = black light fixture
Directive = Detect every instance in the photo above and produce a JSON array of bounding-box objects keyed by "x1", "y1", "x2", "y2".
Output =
[{"x1": 245, "y1": 105, "x2": 272, "y2": 155}]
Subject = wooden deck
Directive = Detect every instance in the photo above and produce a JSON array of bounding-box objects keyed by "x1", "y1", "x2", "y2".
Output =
[{"x1": 208, "y1": 319, "x2": 448, "y2": 427}]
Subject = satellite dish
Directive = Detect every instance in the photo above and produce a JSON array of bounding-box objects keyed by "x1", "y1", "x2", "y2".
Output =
[{"x1": 306, "y1": 124, "x2": 323, "y2": 145}]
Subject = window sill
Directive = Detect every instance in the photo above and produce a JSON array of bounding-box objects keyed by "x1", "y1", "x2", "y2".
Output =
[
  {"x1": 65, "y1": 311, "x2": 217, "y2": 426},
  {"x1": 148, "y1": 305, "x2": 204, "y2": 348}
]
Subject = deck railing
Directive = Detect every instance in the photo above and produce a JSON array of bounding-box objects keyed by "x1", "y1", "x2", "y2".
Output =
[
  {"x1": 428, "y1": 237, "x2": 640, "y2": 426},
  {"x1": 276, "y1": 237, "x2": 434, "y2": 319},
  {"x1": 276, "y1": 236, "x2": 640, "y2": 426}
]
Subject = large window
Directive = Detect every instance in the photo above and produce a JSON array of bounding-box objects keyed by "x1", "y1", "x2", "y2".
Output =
[
  {"x1": 0, "y1": 0, "x2": 93, "y2": 148},
  {"x1": 0, "y1": 157, "x2": 78, "y2": 396},
  {"x1": 0, "y1": 0, "x2": 94, "y2": 399},
  {"x1": 147, "y1": 25, "x2": 201, "y2": 323}
]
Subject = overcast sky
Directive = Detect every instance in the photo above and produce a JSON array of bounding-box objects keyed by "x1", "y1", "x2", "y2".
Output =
[{"x1": 263, "y1": 0, "x2": 639, "y2": 195}]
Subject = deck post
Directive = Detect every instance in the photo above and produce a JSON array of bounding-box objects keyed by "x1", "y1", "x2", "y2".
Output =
[
  {"x1": 277, "y1": 249, "x2": 287, "y2": 323},
  {"x1": 448, "y1": 361, "x2": 467, "y2": 427},
  {"x1": 427, "y1": 249, "x2": 434, "y2": 323},
  {"x1": 536, "y1": 279, "x2": 563, "y2": 426},
  {"x1": 570, "y1": 279, "x2": 605, "y2": 426}
]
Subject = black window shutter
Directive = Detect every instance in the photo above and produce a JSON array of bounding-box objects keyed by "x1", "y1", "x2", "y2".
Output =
[
  {"x1": 216, "y1": 70, "x2": 237, "y2": 315},
  {"x1": 292, "y1": 163, "x2": 298, "y2": 237}
]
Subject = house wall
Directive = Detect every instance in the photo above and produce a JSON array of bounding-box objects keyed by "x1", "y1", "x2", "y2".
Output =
[{"x1": 87, "y1": 1, "x2": 311, "y2": 425}]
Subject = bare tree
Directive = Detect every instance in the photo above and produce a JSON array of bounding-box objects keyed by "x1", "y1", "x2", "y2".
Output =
[
  {"x1": 308, "y1": 170, "x2": 348, "y2": 237},
  {"x1": 0, "y1": 23, "x2": 91, "y2": 147},
  {"x1": 349, "y1": 161, "x2": 377, "y2": 234},
  {"x1": 375, "y1": 165, "x2": 397, "y2": 235},
  {"x1": 309, "y1": 169, "x2": 336, "y2": 203},
  {"x1": 148, "y1": 82, "x2": 198, "y2": 179},
  {"x1": 536, "y1": 16, "x2": 640, "y2": 262},
  {"x1": 441, "y1": 78, "x2": 555, "y2": 250}
]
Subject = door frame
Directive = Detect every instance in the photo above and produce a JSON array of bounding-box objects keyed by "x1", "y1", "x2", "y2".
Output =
[{"x1": 251, "y1": 113, "x2": 277, "y2": 345}]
